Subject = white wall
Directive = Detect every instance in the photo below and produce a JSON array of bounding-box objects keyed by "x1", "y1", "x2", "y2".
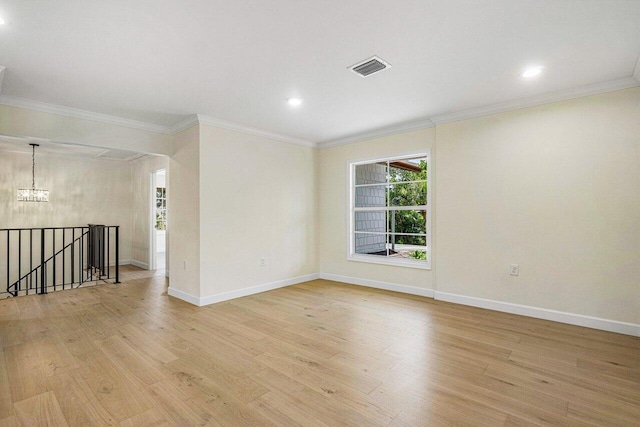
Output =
[
  {"x1": 168, "y1": 125, "x2": 201, "y2": 297},
  {"x1": 318, "y1": 128, "x2": 434, "y2": 290},
  {"x1": 0, "y1": 150, "x2": 134, "y2": 263},
  {"x1": 435, "y1": 87, "x2": 640, "y2": 325},
  {"x1": 198, "y1": 124, "x2": 317, "y2": 298}
]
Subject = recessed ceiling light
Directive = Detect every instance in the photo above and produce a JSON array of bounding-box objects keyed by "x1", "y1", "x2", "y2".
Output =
[
  {"x1": 0, "y1": 16, "x2": 5, "y2": 25},
  {"x1": 521, "y1": 66, "x2": 544, "y2": 79},
  {"x1": 287, "y1": 98, "x2": 303, "y2": 107}
]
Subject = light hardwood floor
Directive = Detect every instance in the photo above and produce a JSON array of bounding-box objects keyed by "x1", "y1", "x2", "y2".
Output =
[{"x1": 0, "y1": 266, "x2": 638, "y2": 426}]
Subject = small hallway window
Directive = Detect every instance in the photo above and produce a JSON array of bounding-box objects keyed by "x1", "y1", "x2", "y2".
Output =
[{"x1": 156, "y1": 187, "x2": 167, "y2": 231}]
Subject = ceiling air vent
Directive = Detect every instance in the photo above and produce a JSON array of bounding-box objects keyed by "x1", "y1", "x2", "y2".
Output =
[{"x1": 349, "y1": 56, "x2": 391, "y2": 77}]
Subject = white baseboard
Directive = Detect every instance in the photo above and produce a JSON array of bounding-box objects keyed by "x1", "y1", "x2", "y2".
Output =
[
  {"x1": 166, "y1": 269, "x2": 638, "y2": 337},
  {"x1": 434, "y1": 291, "x2": 640, "y2": 337},
  {"x1": 200, "y1": 273, "x2": 320, "y2": 306},
  {"x1": 318, "y1": 273, "x2": 434, "y2": 298},
  {"x1": 130, "y1": 260, "x2": 149, "y2": 270},
  {"x1": 168, "y1": 273, "x2": 320, "y2": 307},
  {"x1": 167, "y1": 287, "x2": 200, "y2": 306},
  {"x1": 317, "y1": 274, "x2": 637, "y2": 336},
  {"x1": 116, "y1": 259, "x2": 149, "y2": 269}
]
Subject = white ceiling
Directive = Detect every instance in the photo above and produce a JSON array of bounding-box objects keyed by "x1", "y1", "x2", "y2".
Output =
[{"x1": 0, "y1": 0, "x2": 639, "y2": 144}]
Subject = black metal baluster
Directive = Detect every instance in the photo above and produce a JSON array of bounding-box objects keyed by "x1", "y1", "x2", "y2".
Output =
[
  {"x1": 40, "y1": 229, "x2": 45, "y2": 294},
  {"x1": 62, "y1": 229, "x2": 66, "y2": 289},
  {"x1": 107, "y1": 227, "x2": 110, "y2": 279},
  {"x1": 115, "y1": 226, "x2": 120, "y2": 284},
  {"x1": 94, "y1": 226, "x2": 98, "y2": 279},
  {"x1": 5, "y1": 231, "x2": 9, "y2": 295},
  {"x1": 80, "y1": 228, "x2": 84, "y2": 286},
  {"x1": 18, "y1": 230, "x2": 22, "y2": 295},
  {"x1": 53, "y1": 229, "x2": 56, "y2": 292},
  {"x1": 29, "y1": 229, "x2": 32, "y2": 295},
  {"x1": 92, "y1": 227, "x2": 96, "y2": 279},
  {"x1": 88, "y1": 227, "x2": 92, "y2": 280},
  {"x1": 99, "y1": 227, "x2": 101, "y2": 278},
  {"x1": 71, "y1": 228, "x2": 75, "y2": 285},
  {"x1": 101, "y1": 226, "x2": 105, "y2": 278},
  {"x1": 89, "y1": 228, "x2": 92, "y2": 281},
  {"x1": 87, "y1": 226, "x2": 90, "y2": 280},
  {"x1": 78, "y1": 228, "x2": 82, "y2": 286}
]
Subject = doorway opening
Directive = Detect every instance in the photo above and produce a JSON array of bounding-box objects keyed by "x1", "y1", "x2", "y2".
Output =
[{"x1": 151, "y1": 169, "x2": 167, "y2": 271}]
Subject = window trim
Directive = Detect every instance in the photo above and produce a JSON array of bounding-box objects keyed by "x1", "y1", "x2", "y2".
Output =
[{"x1": 347, "y1": 150, "x2": 431, "y2": 270}]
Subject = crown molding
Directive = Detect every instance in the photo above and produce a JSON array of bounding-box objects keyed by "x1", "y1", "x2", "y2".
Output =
[
  {"x1": 0, "y1": 94, "x2": 315, "y2": 147},
  {"x1": 195, "y1": 114, "x2": 316, "y2": 148},
  {"x1": 0, "y1": 136, "x2": 147, "y2": 162},
  {"x1": 169, "y1": 115, "x2": 200, "y2": 134},
  {"x1": 2, "y1": 73, "x2": 638, "y2": 151},
  {"x1": 633, "y1": 55, "x2": 640, "y2": 83},
  {"x1": 0, "y1": 95, "x2": 172, "y2": 134},
  {"x1": 430, "y1": 77, "x2": 639, "y2": 125},
  {"x1": 318, "y1": 76, "x2": 639, "y2": 148},
  {"x1": 317, "y1": 118, "x2": 435, "y2": 149}
]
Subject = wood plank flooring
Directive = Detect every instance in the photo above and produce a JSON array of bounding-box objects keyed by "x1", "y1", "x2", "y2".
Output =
[{"x1": 0, "y1": 265, "x2": 638, "y2": 426}]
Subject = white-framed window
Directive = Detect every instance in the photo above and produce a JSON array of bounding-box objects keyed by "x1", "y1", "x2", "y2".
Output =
[{"x1": 348, "y1": 152, "x2": 430, "y2": 269}]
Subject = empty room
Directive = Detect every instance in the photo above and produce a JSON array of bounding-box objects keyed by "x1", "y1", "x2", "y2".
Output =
[{"x1": 0, "y1": 1, "x2": 638, "y2": 426}]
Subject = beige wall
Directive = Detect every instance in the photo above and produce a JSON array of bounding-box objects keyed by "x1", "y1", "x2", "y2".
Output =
[
  {"x1": 435, "y1": 88, "x2": 640, "y2": 324},
  {"x1": 0, "y1": 104, "x2": 173, "y2": 156},
  {"x1": 130, "y1": 155, "x2": 170, "y2": 269},
  {"x1": 168, "y1": 125, "x2": 200, "y2": 297},
  {"x1": 0, "y1": 150, "x2": 134, "y2": 262},
  {"x1": 198, "y1": 125, "x2": 317, "y2": 297},
  {"x1": 317, "y1": 87, "x2": 639, "y2": 326},
  {"x1": 318, "y1": 128, "x2": 435, "y2": 290}
]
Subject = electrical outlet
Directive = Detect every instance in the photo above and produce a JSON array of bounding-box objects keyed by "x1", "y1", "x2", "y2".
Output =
[
  {"x1": 260, "y1": 257, "x2": 266, "y2": 267},
  {"x1": 510, "y1": 264, "x2": 519, "y2": 276}
]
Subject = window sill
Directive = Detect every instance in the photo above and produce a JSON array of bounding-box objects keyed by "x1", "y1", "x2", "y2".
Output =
[{"x1": 348, "y1": 254, "x2": 431, "y2": 270}]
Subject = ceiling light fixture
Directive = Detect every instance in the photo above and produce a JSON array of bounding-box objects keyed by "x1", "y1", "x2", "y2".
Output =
[
  {"x1": 287, "y1": 98, "x2": 303, "y2": 107},
  {"x1": 0, "y1": 15, "x2": 5, "y2": 25},
  {"x1": 521, "y1": 66, "x2": 544, "y2": 79},
  {"x1": 17, "y1": 144, "x2": 49, "y2": 202}
]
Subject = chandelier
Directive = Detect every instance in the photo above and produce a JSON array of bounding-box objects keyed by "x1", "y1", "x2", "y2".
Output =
[{"x1": 17, "y1": 143, "x2": 49, "y2": 202}]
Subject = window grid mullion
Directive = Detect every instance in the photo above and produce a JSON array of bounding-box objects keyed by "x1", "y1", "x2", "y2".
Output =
[
  {"x1": 354, "y1": 205, "x2": 427, "y2": 212},
  {"x1": 386, "y1": 161, "x2": 390, "y2": 256},
  {"x1": 355, "y1": 231, "x2": 427, "y2": 237},
  {"x1": 354, "y1": 179, "x2": 427, "y2": 188}
]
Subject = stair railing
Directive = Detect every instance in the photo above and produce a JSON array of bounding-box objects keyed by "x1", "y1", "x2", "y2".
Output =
[{"x1": 0, "y1": 225, "x2": 120, "y2": 298}]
